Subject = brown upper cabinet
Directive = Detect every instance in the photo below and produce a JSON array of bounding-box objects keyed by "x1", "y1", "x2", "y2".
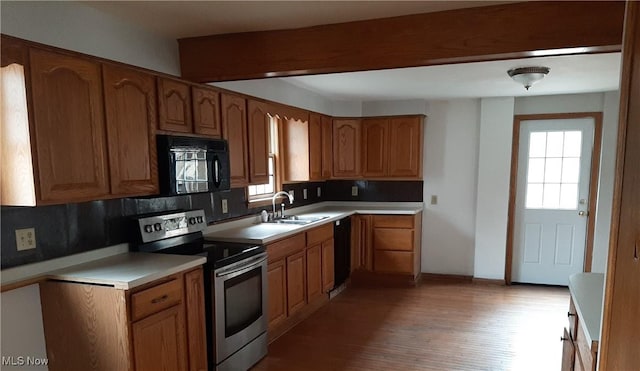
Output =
[
  {"x1": 157, "y1": 77, "x2": 193, "y2": 133},
  {"x1": 1, "y1": 38, "x2": 162, "y2": 205},
  {"x1": 158, "y1": 77, "x2": 223, "y2": 138},
  {"x1": 361, "y1": 115, "x2": 424, "y2": 179},
  {"x1": 247, "y1": 99, "x2": 271, "y2": 185},
  {"x1": 103, "y1": 64, "x2": 159, "y2": 196},
  {"x1": 192, "y1": 85, "x2": 222, "y2": 137},
  {"x1": 362, "y1": 118, "x2": 389, "y2": 177},
  {"x1": 221, "y1": 92, "x2": 249, "y2": 188},
  {"x1": 309, "y1": 113, "x2": 323, "y2": 180},
  {"x1": 332, "y1": 118, "x2": 361, "y2": 178},
  {"x1": 321, "y1": 115, "x2": 333, "y2": 179},
  {"x1": 388, "y1": 116, "x2": 424, "y2": 178},
  {"x1": 29, "y1": 48, "x2": 111, "y2": 203},
  {"x1": 280, "y1": 110, "x2": 310, "y2": 183}
]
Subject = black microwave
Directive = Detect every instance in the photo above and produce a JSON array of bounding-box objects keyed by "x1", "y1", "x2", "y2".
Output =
[{"x1": 157, "y1": 135, "x2": 231, "y2": 195}]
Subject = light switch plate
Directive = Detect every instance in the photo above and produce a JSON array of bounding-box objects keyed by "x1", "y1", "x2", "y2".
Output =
[
  {"x1": 317, "y1": 187, "x2": 322, "y2": 198},
  {"x1": 431, "y1": 195, "x2": 438, "y2": 205},
  {"x1": 303, "y1": 189, "x2": 308, "y2": 200},
  {"x1": 351, "y1": 186, "x2": 358, "y2": 196},
  {"x1": 289, "y1": 190, "x2": 294, "y2": 201},
  {"x1": 221, "y1": 199, "x2": 228, "y2": 214},
  {"x1": 16, "y1": 228, "x2": 36, "y2": 251}
]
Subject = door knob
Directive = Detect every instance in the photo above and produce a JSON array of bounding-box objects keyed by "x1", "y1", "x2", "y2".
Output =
[{"x1": 578, "y1": 211, "x2": 588, "y2": 216}]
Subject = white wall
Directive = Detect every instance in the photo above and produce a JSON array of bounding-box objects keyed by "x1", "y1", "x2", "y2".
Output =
[
  {"x1": 0, "y1": 1, "x2": 180, "y2": 75},
  {"x1": 591, "y1": 91, "x2": 620, "y2": 273},
  {"x1": 514, "y1": 93, "x2": 604, "y2": 115},
  {"x1": 473, "y1": 97, "x2": 516, "y2": 280},
  {"x1": 421, "y1": 99, "x2": 480, "y2": 275},
  {"x1": 0, "y1": 285, "x2": 48, "y2": 370},
  {"x1": 361, "y1": 99, "x2": 427, "y2": 116}
]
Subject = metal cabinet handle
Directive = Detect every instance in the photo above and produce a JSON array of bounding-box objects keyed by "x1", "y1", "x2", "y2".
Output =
[
  {"x1": 567, "y1": 312, "x2": 576, "y2": 317},
  {"x1": 560, "y1": 336, "x2": 569, "y2": 342},
  {"x1": 151, "y1": 294, "x2": 169, "y2": 304}
]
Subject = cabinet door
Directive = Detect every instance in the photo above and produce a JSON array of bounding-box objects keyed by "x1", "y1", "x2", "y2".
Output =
[
  {"x1": 388, "y1": 116, "x2": 422, "y2": 178},
  {"x1": 281, "y1": 116, "x2": 310, "y2": 182},
  {"x1": 247, "y1": 100, "x2": 271, "y2": 184},
  {"x1": 157, "y1": 77, "x2": 192, "y2": 133},
  {"x1": 309, "y1": 113, "x2": 323, "y2": 181},
  {"x1": 306, "y1": 244, "x2": 322, "y2": 303},
  {"x1": 321, "y1": 115, "x2": 333, "y2": 179},
  {"x1": 103, "y1": 64, "x2": 159, "y2": 196},
  {"x1": 286, "y1": 250, "x2": 307, "y2": 316},
  {"x1": 332, "y1": 119, "x2": 361, "y2": 178},
  {"x1": 351, "y1": 215, "x2": 372, "y2": 271},
  {"x1": 192, "y1": 86, "x2": 221, "y2": 137},
  {"x1": 221, "y1": 93, "x2": 249, "y2": 187},
  {"x1": 362, "y1": 118, "x2": 389, "y2": 177},
  {"x1": 184, "y1": 268, "x2": 207, "y2": 371},
  {"x1": 132, "y1": 305, "x2": 188, "y2": 371},
  {"x1": 322, "y1": 238, "x2": 335, "y2": 293},
  {"x1": 561, "y1": 328, "x2": 575, "y2": 371},
  {"x1": 30, "y1": 49, "x2": 110, "y2": 203},
  {"x1": 267, "y1": 259, "x2": 287, "y2": 331}
]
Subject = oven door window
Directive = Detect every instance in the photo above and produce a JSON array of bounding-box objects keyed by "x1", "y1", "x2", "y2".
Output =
[
  {"x1": 223, "y1": 266, "x2": 263, "y2": 338},
  {"x1": 172, "y1": 147, "x2": 209, "y2": 194}
]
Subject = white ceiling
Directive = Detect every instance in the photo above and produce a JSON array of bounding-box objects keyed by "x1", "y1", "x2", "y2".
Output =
[
  {"x1": 280, "y1": 53, "x2": 622, "y2": 100},
  {"x1": 83, "y1": 1, "x2": 621, "y2": 100}
]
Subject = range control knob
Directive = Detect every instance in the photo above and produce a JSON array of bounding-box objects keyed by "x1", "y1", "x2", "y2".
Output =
[
  {"x1": 188, "y1": 217, "x2": 196, "y2": 225},
  {"x1": 196, "y1": 216, "x2": 204, "y2": 223},
  {"x1": 144, "y1": 225, "x2": 153, "y2": 233},
  {"x1": 153, "y1": 223, "x2": 162, "y2": 231}
]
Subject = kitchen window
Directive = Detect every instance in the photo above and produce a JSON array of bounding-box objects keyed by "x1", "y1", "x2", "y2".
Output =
[{"x1": 248, "y1": 116, "x2": 278, "y2": 202}]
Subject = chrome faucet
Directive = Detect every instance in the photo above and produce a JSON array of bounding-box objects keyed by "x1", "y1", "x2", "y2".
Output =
[{"x1": 272, "y1": 191, "x2": 294, "y2": 219}]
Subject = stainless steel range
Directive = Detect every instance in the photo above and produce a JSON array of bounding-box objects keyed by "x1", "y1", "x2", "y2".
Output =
[{"x1": 132, "y1": 209, "x2": 268, "y2": 371}]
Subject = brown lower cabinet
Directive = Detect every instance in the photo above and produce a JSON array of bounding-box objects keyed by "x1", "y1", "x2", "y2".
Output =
[
  {"x1": 351, "y1": 213, "x2": 422, "y2": 285},
  {"x1": 39, "y1": 267, "x2": 206, "y2": 371},
  {"x1": 266, "y1": 223, "x2": 334, "y2": 341},
  {"x1": 561, "y1": 297, "x2": 598, "y2": 371}
]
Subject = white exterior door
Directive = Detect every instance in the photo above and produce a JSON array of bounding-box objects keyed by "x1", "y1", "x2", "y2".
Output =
[{"x1": 512, "y1": 118, "x2": 595, "y2": 285}]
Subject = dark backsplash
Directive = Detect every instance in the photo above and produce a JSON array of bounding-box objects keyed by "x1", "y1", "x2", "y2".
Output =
[{"x1": 0, "y1": 180, "x2": 422, "y2": 269}]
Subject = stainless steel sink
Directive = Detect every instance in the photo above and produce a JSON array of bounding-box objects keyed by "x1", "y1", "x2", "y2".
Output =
[{"x1": 265, "y1": 215, "x2": 329, "y2": 225}]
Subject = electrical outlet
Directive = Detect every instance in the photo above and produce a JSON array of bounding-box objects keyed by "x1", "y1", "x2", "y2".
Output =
[
  {"x1": 303, "y1": 189, "x2": 308, "y2": 200},
  {"x1": 351, "y1": 186, "x2": 358, "y2": 196},
  {"x1": 16, "y1": 228, "x2": 36, "y2": 251},
  {"x1": 221, "y1": 199, "x2": 228, "y2": 214},
  {"x1": 317, "y1": 187, "x2": 322, "y2": 198},
  {"x1": 431, "y1": 195, "x2": 438, "y2": 205}
]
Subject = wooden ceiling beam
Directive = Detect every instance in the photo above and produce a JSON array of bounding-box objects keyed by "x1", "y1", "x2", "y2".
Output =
[{"x1": 178, "y1": 1, "x2": 625, "y2": 83}]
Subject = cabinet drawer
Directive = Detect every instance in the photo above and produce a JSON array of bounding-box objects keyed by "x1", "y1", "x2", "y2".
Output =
[
  {"x1": 306, "y1": 223, "x2": 333, "y2": 246},
  {"x1": 131, "y1": 278, "x2": 183, "y2": 321},
  {"x1": 372, "y1": 215, "x2": 414, "y2": 228},
  {"x1": 374, "y1": 251, "x2": 414, "y2": 274},
  {"x1": 373, "y1": 228, "x2": 413, "y2": 251},
  {"x1": 267, "y1": 233, "x2": 306, "y2": 262}
]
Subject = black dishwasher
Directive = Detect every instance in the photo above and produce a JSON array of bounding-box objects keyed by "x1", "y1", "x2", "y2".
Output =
[{"x1": 333, "y1": 216, "x2": 351, "y2": 288}]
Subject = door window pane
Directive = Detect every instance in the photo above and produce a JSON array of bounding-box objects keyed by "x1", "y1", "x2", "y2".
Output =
[
  {"x1": 560, "y1": 184, "x2": 579, "y2": 209},
  {"x1": 546, "y1": 132, "x2": 564, "y2": 157},
  {"x1": 526, "y1": 184, "x2": 544, "y2": 209},
  {"x1": 529, "y1": 132, "x2": 547, "y2": 157},
  {"x1": 561, "y1": 158, "x2": 580, "y2": 183},
  {"x1": 542, "y1": 183, "x2": 561, "y2": 209},
  {"x1": 527, "y1": 158, "x2": 545, "y2": 183},
  {"x1": 544, "y1": 158, "x2": 562, "y2": 183},
  {"x1": 563, "y1": 131, "x2": 582, "y2": 157}
]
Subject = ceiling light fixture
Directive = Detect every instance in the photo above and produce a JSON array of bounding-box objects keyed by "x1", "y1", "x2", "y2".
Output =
[{"x1": 507, "y1": 66, "x2": 550, "y2": 90}]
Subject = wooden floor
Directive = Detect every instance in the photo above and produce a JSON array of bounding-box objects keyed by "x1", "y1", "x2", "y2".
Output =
[{"x1": 253, "y1": 280, "x2": 569, "y2": 371}]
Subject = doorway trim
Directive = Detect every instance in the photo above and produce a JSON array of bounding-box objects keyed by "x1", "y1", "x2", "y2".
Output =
[{"x1": 504, "y1": 112, "x2": 603, "y2": 285}]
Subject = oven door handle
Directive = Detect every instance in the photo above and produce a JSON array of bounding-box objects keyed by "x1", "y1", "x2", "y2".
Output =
[{"x1": 215, "y1": 255, "x2": 267, "y2": 278}]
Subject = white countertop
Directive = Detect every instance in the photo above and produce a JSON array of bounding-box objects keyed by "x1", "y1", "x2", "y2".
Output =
[
  {"x1": 47, "y1": 252, "x2": 206, "y2": 290},
  {"x1": 203, "y1": 201, "x2": 423, "y2": 244},
  {"x1": 568, "y1": 272, "x2": 605, "y2": 344}
]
